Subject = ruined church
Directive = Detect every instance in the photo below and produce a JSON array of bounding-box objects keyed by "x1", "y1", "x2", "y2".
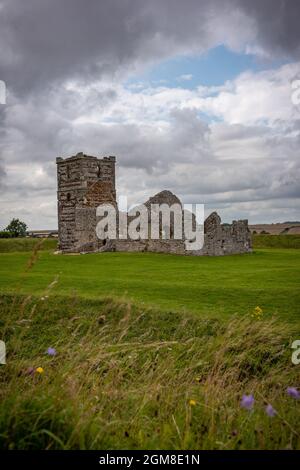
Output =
[{"x1": 56, "y1": 153, "x2": 252, "y2": 255}]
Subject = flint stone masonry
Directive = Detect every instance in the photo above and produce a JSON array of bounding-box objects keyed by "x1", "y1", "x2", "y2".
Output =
[
  {"x1": 57, "y1": 152, "x2": 116, "y2": 252},
  {"x1": 190, "y1": 212, "x2": 251, "y2": 256},
  {"x1": 57, "y1": 154, "x2": 252, "y2": 255}
]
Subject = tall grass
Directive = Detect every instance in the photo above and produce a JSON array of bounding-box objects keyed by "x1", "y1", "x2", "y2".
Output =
[
  {"x1": 0, "y1": 239, "x2": 299, "y2": 450},
  {"x1": 0, "y1": 293, "x2": 299, "y2": 450}
]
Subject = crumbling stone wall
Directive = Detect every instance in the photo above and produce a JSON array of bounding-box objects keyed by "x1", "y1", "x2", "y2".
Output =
[
  {"x1": 56, "y1": 154, "x2": 252, "y2": 255},
  {"x1": 190, "y1": 212, "x2": 251, "y2": 256},
  {"x1": 114, "y1": 190, "x2": 186, "y2": 254},
  {"x1": 56, "y1": 152, "x2": 116, "y2": 252}
]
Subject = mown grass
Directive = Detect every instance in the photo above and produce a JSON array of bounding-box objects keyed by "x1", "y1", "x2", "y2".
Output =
[
  {"x1": 0, "y1": 293, "x2": 299, "y2": 450},
  {"x1": 0, "y1": 248, "x2": 299, "y2": 320}
]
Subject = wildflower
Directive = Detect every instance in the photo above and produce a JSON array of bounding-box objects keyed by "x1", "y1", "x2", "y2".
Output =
[
  {"x1": 265, "y1": 404, "x2": 276, "y2": 417},
  {"x1": 26, "y1": 367, "x2": 35, "y2": 376},
  {"x1": 241, "y1": 394, "x2": 255, "y2": 410},
  {"x1": 286, "y1": 387, "x2": 300, "y2": 399},
  {"x1": 46, "y1": 347, "x2": 56, "y2": 356},
  {"x1": 36, "y1": 367, "x2": 44, "y2": 374},
  {"x1": 189, "y1": 399, "x2": 196, "y2": 406},
  {"x1": 252, "y1": 306, "x2": 263, "y2": 320}
]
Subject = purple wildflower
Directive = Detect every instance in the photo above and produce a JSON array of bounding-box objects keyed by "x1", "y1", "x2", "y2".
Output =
[
  {"x1": 26, "y1": 367, "x2": 35, "y2": 376},
  {"x1": 286, "y1": 387, "x2": 300, "y2": 399},
  {"x1": 265, "y1": 404, "x2": 276, "y2": 417},
  {"x1": 46, "y1": 347, "x2": 56, "y2": 356},
  {"x1": 241, "y1": 394, "x2": 255, "y2": 410}
]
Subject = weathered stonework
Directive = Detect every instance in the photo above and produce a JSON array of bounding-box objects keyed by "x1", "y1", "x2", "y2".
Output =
[
  {"x1": 57, "y1": 154, "x2": 252, "y2": 255},
  {"x1": 190, "y1": 212, "x2": 252, "y2": 256},
  {"x1": 56, "y1": 152, "x2": 116, "y2": 252}
]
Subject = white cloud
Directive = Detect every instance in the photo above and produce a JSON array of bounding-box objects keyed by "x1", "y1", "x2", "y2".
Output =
[
  {"x1": 1, "y1": 61, "x2": 300, "y2": 228},
  {"x1": 177, "y1": 74, "x2": 193, "y2": 82}
]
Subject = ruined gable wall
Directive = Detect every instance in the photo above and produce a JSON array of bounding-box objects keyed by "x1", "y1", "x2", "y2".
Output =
[{"x1": 114, "y1": 190, "x2": 186, "y2": 254}]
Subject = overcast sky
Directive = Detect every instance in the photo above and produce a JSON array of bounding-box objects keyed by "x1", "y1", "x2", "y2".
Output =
[{"x1": 0, "y1": 0, "x2": 300, "y2": 229}]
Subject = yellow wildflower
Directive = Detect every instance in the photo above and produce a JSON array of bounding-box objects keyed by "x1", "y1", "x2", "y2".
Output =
[
  {"x1": 252, "y1": 306, "x2": 263, "y2": 319},
  {"x1": 189, "y1": 399, "x2": 196, "y2": 406},
  {"x1": 36, "y1": 367, "x2": 44, "y2": 374}
]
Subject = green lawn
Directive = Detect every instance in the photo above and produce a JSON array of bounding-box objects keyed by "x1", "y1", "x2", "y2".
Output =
[{"x1": 0, "y1": 248, "x2": 299, "y2": 320}]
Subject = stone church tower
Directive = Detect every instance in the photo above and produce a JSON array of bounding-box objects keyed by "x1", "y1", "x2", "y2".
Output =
[{"x1": 56, "y1": 152, "x2": 116, "y2": 252}]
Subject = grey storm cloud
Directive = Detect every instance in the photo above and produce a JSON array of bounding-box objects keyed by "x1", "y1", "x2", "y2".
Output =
[
  {"x1": 0, "y1": 0, "x2": 300, "y2": 95},
  {"x1": 0, "y1": 107, "x2": 6, "y2": 188},
  {"x1": 238, "y1": 0, "x2": 300, "y2": 58},
  {"x1": 0, "y1": 159, "x2": 5, "y2": 188},
  {"x1": 0, "y1": 0, "x2": 300, "y2": 228}
]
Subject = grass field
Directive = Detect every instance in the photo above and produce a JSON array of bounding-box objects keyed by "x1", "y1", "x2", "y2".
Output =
[
  {"x1": 0, "y1": 237, "x2": 299, "y2": 449},
  {"x1": 0, "y1": 244, "x2": 299, "y2": 320}
]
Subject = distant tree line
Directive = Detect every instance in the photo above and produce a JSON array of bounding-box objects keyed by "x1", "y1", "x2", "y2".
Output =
[{"x1": 0, "y1": 218, "x2": 28, "y2": 238}]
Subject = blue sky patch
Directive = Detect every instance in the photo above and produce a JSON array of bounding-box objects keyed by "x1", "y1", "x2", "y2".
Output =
[{"x1": 126, "y1": 45, "x2": 286, "y2": 91}]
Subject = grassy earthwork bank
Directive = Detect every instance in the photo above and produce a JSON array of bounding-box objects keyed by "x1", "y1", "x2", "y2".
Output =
[
  {"x1": 0, "y1": 236, "x2": 299, "y2": 449},
  {"x1": 252, "y1": 233, "x2": 300, "y2": 249},
  {"x1": 0, "y1": 237, "x2": 57, "y2": 253},
  {"x1": 1, "y1": 232, "x2": 299, "y2": 253}
]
